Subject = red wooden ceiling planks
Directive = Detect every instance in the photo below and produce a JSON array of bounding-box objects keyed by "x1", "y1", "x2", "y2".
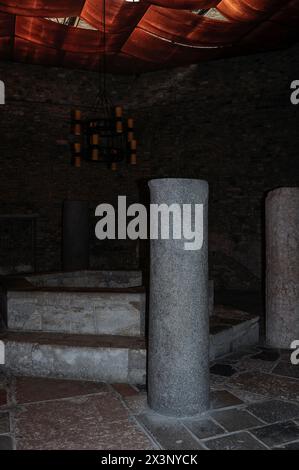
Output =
[
  {"x1": 0, "y1": 0, "x2": 84, "y2": 17},
  {"x1": 80, "y1": 0, "x2": 148, "y2": 32},
  {"x1": 0, "y1": 0, "x2": 297, "y2": 72},
  {"x1": 80, "y1": 0, "x2": 150, "y2": 57},
  {"x1": 138, "y1": 5, "x2": 250, "y2": 46},
  {"x1": 121, "y1": 26, "x2": 223, "y2": 66},
  {"x1": 15, "y1": 16, "x2": 125, "y2": 54},
  {"x1": 217, "y1": 0, "x2": 284, "y2": 22}
]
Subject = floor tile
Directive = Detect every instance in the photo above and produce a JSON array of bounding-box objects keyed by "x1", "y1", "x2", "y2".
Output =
[
  {"x1": 274, "y1": 441, "x2": 299, "y2": 450},
  {"x1": 272, "y1": 362, "x2": 299, "y2": 380},
  {"x1": 210, "y1": 375, "x2": 229, "y2": 389},
  {"x1": 204, "y1": 431, "x2": 268, "y2": 450},
  {"x1": 247, "y1": 400, "x2": 299, "y2": 424},
  {"x1": 210, "y1": 390, "x2": 244, "y2": 409},
  {"x1": 228, "y1": 371, "x2": 299, "y2": 401},
  {"x1": 224, "y1": 386, "x2": 266, "y2": 404},
  {"x1": 0, "y1": 412, "x2": 10, "y2": 434},
  {"x1": 137, "y1": 413, "x2": 204, "y2": 450},
  {"x1": 210, "y1": 364, "x2": 237, "y2": 377},
  {"x1": 183, "y1": 418, "x2": 224, "y2": 439},
  {"x1": 219, "y1": 350, "x2": 256, "y2": 364},
  {"x1": 124, "y1": 393, "x2": 148, "y2": 415},
  {"x1": 278, "y1": 350, "x2": 293, "y2": 362},
  {"x1": 251, "y1": 421, "x2": 299, "y2": 447},
  {"x1": 15, "y1": 376, "x2": 109, "y2": 404},
  {"x1": 112, "y1": 384, "x2": 139, "y2": 398},
  {"x1": 15, "y1": 393, "x2": 154, "y2": 450},
  {"x1": 252, "y1": 350, "x2": 280, "y2": 362},
  {"x1": 0, "y1": 435, "x2": 13, "y2": 450},
  {"x1": 236, "y1": 358, "x2": 276, "y2": 373},
  {"x1": 211, "y1": 408, "x2": 263, "y2": 432}
]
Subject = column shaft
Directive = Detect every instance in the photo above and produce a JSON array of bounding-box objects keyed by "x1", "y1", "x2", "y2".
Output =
[
  {"x1": 148, "y1": 178, "x2": 209, "y2": 417},
  {"x1": 266, "y1": 187, "x2": 299, "y2": 348}
]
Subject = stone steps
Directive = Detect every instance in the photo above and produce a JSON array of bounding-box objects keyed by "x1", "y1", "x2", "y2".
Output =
[
  {"x1": 0, "y1": 309, "x2": 259, "y2": 383},
  {"x1": 0, "y1": 330, "x2": 147, "y2": 384},
  {"x1": 7, "y1": 288, "x2": 146, "y2": 337}
]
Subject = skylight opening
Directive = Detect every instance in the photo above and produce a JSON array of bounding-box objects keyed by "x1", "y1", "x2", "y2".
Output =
[
  {"x1": 192, "y1": 8, "x2": 229, "y2": 21},
  {"x1": 46, "y1": 17, "x2": 97, "y2": 30}
]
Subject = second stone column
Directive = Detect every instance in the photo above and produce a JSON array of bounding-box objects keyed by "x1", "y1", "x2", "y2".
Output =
[{"x1": 266, "y1": 187, "x2": 299, "y2": 349}]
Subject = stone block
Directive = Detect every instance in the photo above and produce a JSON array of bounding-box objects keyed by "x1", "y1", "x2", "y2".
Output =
[
  {"x1": 7, "y1": 290, "x2": 145, "y2": 337},
  {"x1": 128, "y1": 350, "x2": 147, "y2": 384}
]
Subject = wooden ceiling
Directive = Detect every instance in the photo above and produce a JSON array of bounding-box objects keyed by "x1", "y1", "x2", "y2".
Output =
[{"x1": 0, "y1": 1, "x2": 298, "y2": 72}]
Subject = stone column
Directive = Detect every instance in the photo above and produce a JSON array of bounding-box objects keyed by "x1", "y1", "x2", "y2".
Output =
[
  {"x1": 266, "y1": 187, "x2": 299, "y2": 349},
  {"x1": 62, "y1": 200, "x2": 89, "y2": 271},
  {"x1": 148, "y1": 178, "x2": 209, "y2": 417}
]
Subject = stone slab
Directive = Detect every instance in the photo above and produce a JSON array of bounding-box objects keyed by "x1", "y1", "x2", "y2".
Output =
[
  {"x1": 14, "y1": 394, "x2": 155, "y2": 450},
  {"x1": 251, "y1": 421, "x2": 299, "y2": 448},
  {"x1": 210, "y1": 409, "x2": 263, "y2": 432},
  {"x1": 246, "y1": 400, "x2": 299, "y2": 424},
  {"x1": 1, "y1": 307, "x2": 259, "y2": 384},
  {"x1": 203, "y1": 431, "x2": 268, "y2": 450},
  {"x1": 137, "y1": 413, "x2": 205, "y2": 450},
  {"x1": 210, "y1": 390, "x2": 244, "y2": 410},
  {"x1": 0, "y1": 435, "x2": 13, "y2": 450},
  {"x1": 183, "y1": 418, "x2": 224, "y2": 439},
  {"x1": 272, "y1": 362, "x2": 299, "y2": 380},
  {"x1": 1, "y1": 333, "x2": 145, "y2": 383},
  {"x1": 7, "y1": 290, "x2": 145, "y2": 337},
  {"x1": 228, "y1": 371, "x2": 299, "y2": 401},
  {"x1": 15, "y1": 376, "x2": 108, "y2": 404},
  {"x1": 26, "y1": 270, "x2": 142, "y2": 289}
]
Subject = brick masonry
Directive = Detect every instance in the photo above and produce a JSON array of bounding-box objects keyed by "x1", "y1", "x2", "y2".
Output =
[{"x1": 0, "y1": 44, "x2": 298, "y2": 289}]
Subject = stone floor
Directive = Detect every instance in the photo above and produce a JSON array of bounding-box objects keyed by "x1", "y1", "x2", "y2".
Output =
[{"x1": 1, "y1": 344, "x2": 299, "y2": 450}]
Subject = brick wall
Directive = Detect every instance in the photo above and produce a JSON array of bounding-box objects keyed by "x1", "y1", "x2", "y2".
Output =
[{"x1": 0, "y1": 44, "x2": 298, "y2": 289}]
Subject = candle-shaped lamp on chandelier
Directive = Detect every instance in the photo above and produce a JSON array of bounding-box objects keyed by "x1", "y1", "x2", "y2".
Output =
[
  {"x1": 73, "y1": 110, "x2": 82, "y2": 136},
  {"x1": 91, "y1": 134, "x2": 100, "y2": 161},
  {"x1": 74, "y1": 142, "x2": 81, "y2": 167},
  {"x1": 130, "y1": 139, "x2": 137, "y2": 165},
  {"x1": 115, "y1": 106, "x2": 123, "y2": 133}
]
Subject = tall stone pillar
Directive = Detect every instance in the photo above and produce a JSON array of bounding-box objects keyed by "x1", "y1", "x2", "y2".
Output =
[
  {"x1": 148, "y1": 178, "x2": 209, "y2": 417},
  {"x1": 266, "y1": 187, "x2": 299, "y2": 349},
  {"x1": 62, "y1": 200, "x2": 89, "y2": 271}
]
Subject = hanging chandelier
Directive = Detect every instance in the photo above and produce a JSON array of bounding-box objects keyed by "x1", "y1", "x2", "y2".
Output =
[{"x1": 70, "y1": 0, "x2": 137, "y2": 171}]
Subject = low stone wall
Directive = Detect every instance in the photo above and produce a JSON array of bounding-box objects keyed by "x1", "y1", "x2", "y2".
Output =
[
  {"x1": 4, "y1": 338, "x2": 146, "y2": 383},
  {"x1": 7, "y1": 290, "x2": 145, "y2": 337},
  {"x1": 1, "y1": 308, "x2": 259, "y2": 384}
]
